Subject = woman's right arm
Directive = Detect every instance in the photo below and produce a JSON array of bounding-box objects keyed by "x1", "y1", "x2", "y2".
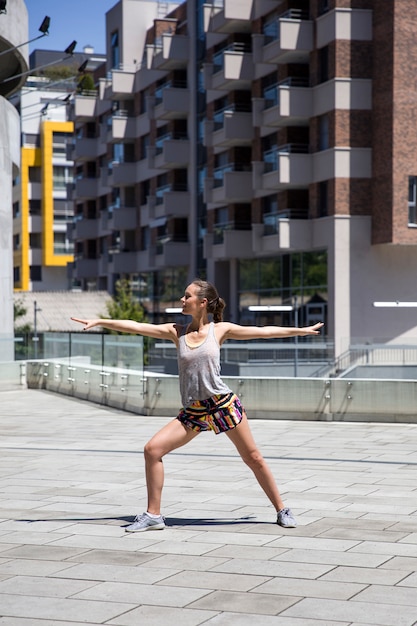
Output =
[{"x1": 70, "y1": 317, "x2": 179, "y2": 342}]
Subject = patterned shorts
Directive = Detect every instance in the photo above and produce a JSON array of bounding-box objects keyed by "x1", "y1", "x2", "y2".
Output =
[{"x1": 177, "y1": 392, "x2": 244, "y2": 435}]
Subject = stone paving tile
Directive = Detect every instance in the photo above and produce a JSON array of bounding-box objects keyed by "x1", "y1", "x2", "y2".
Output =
[
  {"x1": 201, "y1": 615, "x2": 349, "y2": 626},
  {"x1": 253, "y1": 576, "x2": 367, "y2": 600},
  {"x1": 352, "y1": 583, "x2": 417, "y2": 606},
  {"x1": 209, "y1": 557, "x2": 334, "y2": 579},
  {"x1": 0, "y1": 574, "x2": 99, "y2": 598},
  {"x1": 72, "y1": 579, "x2": 211, "y2": 606},
  {"x1": 166, "y1": 566, "x2": 272, "y2": 590},
  {"x1": 281, "y1": 597, "x2": 417, "y2": 626},
  {"x1": 188, "y1": 589, "x2": 300, "y2": 615},
  {"x1": 0, "y1": 593, "x2": 137, "y2": 623},
  {"x1": 0, "y1": 620, "x2": 106, "y2": 626},
  {"x1": 319, "y1": 565, "x2": 410, "y2": 585},
  {"x1": 107, "y1": 605, "x2": 219, "y2": 626}
]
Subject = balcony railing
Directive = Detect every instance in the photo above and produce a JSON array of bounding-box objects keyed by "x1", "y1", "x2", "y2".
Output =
[
  {"x1": 213, "y1": 220, "x2": 251, "y2": 244},
  {"x1": 213, "y1": 102, "x2": 252, "y2": 130},
  {"x1": 213, "y1": 162, "x2": 251, "y2": 187},
  {"x1": 263, "y1": 143, "x2": 309, "y2": 172},
  {"x1": 263, "y1": 77, "x2": 309, "y2": 109},
  {"x1": 263, "y1": 208, "x2": 309, "y2": 235},
  {"x1": 263, "y1": 8, "x2": 310, "y2": 44},
  {"x1": 213, "y1": 41, "x2": 251, "y2": 74}
]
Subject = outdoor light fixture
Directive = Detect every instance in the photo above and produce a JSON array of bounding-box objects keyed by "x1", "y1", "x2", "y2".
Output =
[
  {"x1": 78, "y1": 59, "x2": 88, "y2": 73},
  {"x1": 64, "y1": 40, "x2": 77, "y2": 55},
  {"x1": 165, "y1": 308, "x2": 182, "y2": 313},
  {"x1": 39, "y1": 16, "x2": 50, "y2": 34},
  {"x1": 248, "y1": 305, "x2": 293, "y2": 312},
  {"x1": 0, "y1": 41, "x2": 78, "y2": 85},
  {"x1": 373, "y1": 301, "x2": 417, "y2": 308},
  {"x1": 0, "y1": 1, "x2": 7, "y2": 15},
  {"x1": 0, "y1": 16, "x2": 51, "y2": 57}
]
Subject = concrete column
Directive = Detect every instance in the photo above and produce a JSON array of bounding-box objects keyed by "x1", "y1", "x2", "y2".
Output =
[{"x1": 0, "y1": 99, "x2": 21, "y2": 361}]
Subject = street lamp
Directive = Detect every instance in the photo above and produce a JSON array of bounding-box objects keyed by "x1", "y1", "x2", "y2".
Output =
[
  {"x1": 33, "y1": 300, "x2": 41, "y2": 359},
  {"x1": 0, "y1": 41, "x2": 77, "y2": 86},
  {"x1": 0, "y1": 16, "x2": 50, "y2": 57}
]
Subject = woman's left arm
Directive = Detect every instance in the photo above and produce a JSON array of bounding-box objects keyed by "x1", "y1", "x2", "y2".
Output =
[{"x1": 218, "y1": 321, "x2": 324, "y2": 342}]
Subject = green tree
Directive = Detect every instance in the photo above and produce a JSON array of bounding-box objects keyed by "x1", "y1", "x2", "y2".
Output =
[
  {"x1": 14, "y1": 298, "x2": 31, "y2": 333},
  {"x1": 103, "y1": 279, "x2": 147, "y2": 333},
  {"x1": 77, "y1": 73, "x2": 96, "y2": 93}
]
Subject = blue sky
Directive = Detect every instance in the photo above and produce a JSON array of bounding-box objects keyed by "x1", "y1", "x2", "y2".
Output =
[{"x1": 24, "y1": 0, "x2": 178, "y2": 55}]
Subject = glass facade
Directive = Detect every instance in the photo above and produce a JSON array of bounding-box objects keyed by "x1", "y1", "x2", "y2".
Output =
[{"x1": 238, "y1": 252, "x2": 328, "y2": 326}]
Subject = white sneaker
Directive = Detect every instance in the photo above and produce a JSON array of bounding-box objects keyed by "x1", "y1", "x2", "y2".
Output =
[
  {"x1": 277, "y1": 507, "x2": 298, "y2": 528},
  {"x1": 125, "y1": 512, "x2": 166, "y2": 532}
]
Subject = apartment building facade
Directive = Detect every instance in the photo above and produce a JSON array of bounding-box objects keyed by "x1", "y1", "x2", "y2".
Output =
[
  {"x1": 71, "y1": 0, "x2": 417, "y2": 355},
  {"x1": 12, "y1": 49, "x2": 106, "y2": 292}
]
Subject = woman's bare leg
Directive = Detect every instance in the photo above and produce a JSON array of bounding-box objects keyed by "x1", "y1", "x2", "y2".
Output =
[
  {"x1": 226, "y1": 413, "x2": 285, "y2": 511},
  {"x1": 144, "y1": 419, "x2": 199, "y2": 515}
]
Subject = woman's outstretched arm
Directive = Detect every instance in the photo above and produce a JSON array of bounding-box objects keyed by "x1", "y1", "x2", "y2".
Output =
[
  {"x1": 70, "y1": 317, "x2": 179, "y2": 342},
  {"x1": 218, "y1": 321, "x2": 324, "y2": 342}
]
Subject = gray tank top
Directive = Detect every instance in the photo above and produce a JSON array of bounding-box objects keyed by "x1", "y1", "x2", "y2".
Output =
[{"x1": 178, "y1": 322, "x2": 231, "y2": 407}]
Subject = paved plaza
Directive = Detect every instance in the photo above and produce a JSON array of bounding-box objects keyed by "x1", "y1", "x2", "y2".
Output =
[{"x1": 0, "y1": 388, "x2": 417, "y2": 625}]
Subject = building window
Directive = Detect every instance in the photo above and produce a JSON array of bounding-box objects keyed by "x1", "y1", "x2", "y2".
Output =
[
  {"x1": 408, "y1": 176, "x2": 417, "y2": 225},
  {"x1": 319, "y1": 115, "x2": 329, "y2": 151},
  {"x1": 111, "y1": 31, "x2": 119, "y2": 69},
  {"x1": 238, "y1": 252, "x2": 328, "y2": 326},
  {"x1": 29, "y1": 199, "x2": 41, "y2": 215},
  {"x1": 318, "y1": 181, "x2": 328, "y2": 217},
  {"x1": 29, "y1": 233, "x2": 42, "y2": 249},
  {"x1": 53, "y1": 165, "x2": 72, "y2": 190},
  {"x1": 28, "y1": 167, "x2": 41, "y2": 183},
  {"x1": 30, "y1": 265, "x2": 42, "y2": 282},
  {"x1": 318, "y1": 46, "x2": 329, "y2": 83}
]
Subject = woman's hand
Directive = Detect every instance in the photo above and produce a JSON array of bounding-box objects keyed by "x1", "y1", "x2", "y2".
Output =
[
  {"x1": 300, "y1": 322, "x2": 324, "y2": 336},
  {"x1": 71, "y1": 317, "x2": 101, "y2": 331}
]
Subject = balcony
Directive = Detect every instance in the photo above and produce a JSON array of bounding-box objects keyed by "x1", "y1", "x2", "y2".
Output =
[
  {"x1": 74, "y1": 258, "x2": 99, "y2": 279},
  {"x1": 73, "y1": 217, "x2": 100, "y2": 239},
  {"x1": 154, "y1": 190, "x2": 190, "y2": 219},
  {"x1": 149, "y1": 136, "x2": 190, "y2": 169},
  {"x1": 151, "y1": 34, "x2": 189, "y2": 70},
  {"x1": 74, "y1": 94, "x2": 97, "y2": 121},
  {"x1": 136, "y1": 248, "x2": 155, "y2": 271},
  {"x1": 155, "y1": 238, "x2": 190, "y2": 267},
  {"x1": 112, "y1": 250, "x2": 142, "y2": 274},
  {"x1": 204, "y1": 222, "x2": 253, "y2": 260},
  {"x1": 111, "y1": 206, "x2": 138, "y2": 230},
  {"x1": 313, "y1": 78, "x2": 372, "y2": 116},
  {"x1": 203, "y1": 0, "x2": 253, "y2": 35},
  {"x1": 253, "y1": 9, "x2": 313, "y2": 65},
  {"x1": 111, "y1": 68, "x2": 136, "y2": 97},
  {"x1": 204, "y1": 108, "x2": 253, "y2": 151},
  {"x1": 136, "y1": 112, "x2": 151, "y2": 137},
  {"x1": 253, "y1": 78, "x2": 312, "y2": 128},
  {"x1": 149, "y1": 85, "x2": 190, "y2": 120},
  {"x1": 205, "y1": 43, "x2": 253, "y2": 91},
  {"x1": 109, "y1": 112, "x2": 136, "y2": 142},
  {"x1": 204, "y1": 163, "x2": 253, "y2": 204},
  {"x1": 111, "y1": 161, "x2": 137, "y2": 186},
  {"x1": 252, "y1": 144, "x2": 312, "y2": 194},
  {"x1": 252, "y1": 210, "x2": 312, "y2": 253},
  {"x1": 75, "y1": 176, "x2": 101, "y2": 199},
  {"x1": 73, "y1": 136, "x2": 106, "y2": 161},
  {"x1": 313, "y1": 147, "x2": 372, "y2": 182}
]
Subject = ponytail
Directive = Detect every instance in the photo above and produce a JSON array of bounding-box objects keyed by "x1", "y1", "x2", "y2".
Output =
[{"x1": 192, "y1": 279, "x2": 226, "y2": 322}]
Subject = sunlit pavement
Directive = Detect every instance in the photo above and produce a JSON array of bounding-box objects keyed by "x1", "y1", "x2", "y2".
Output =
[{"x1": 0, "y1": 388, "x2": 417, "y2": 626}]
